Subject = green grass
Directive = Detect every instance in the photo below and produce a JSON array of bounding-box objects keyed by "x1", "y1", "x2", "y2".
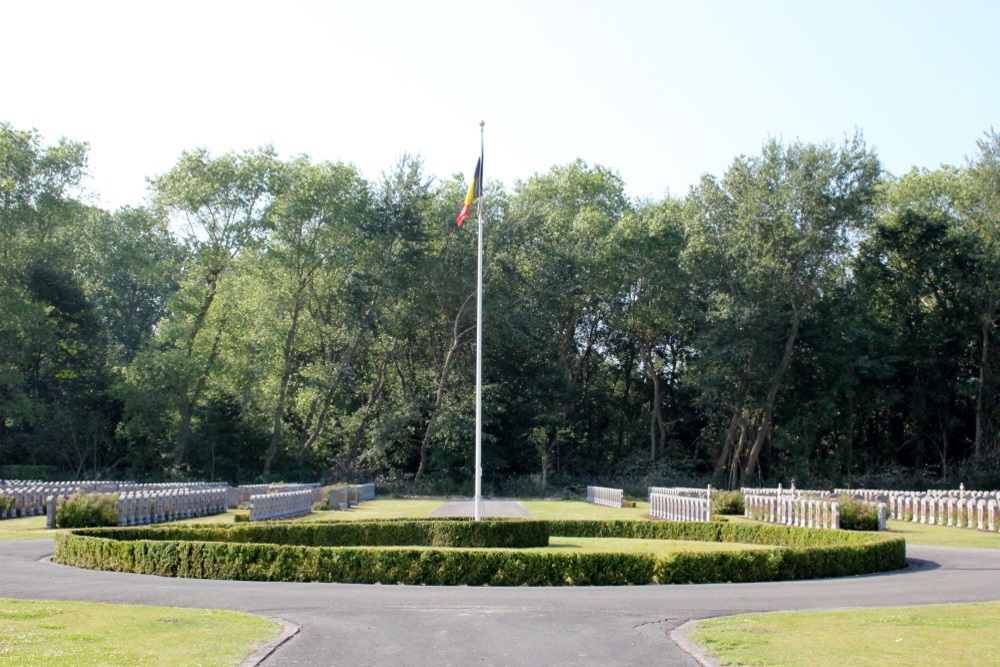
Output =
[
  {"x1": 0, "y1": 598, "x2": 280, "y2": 666},
  {"x1": 886, "y1": 519, "x2": 1000, "y2": 549},
  {"x1": 299, "y1": 498, "x2": 442, "y2": 521},
  {"x1": 0, "y1": 515, "x2": 59, "y2": 541},
  {"x1": 0, "y1": 511, "x2": 242, "y2": 541},
  {"x1": 5, "y1": 501, "x2": 999, "y2": 551},
  {"x1": 690, "y1": 602, "x2": 1000, "y2": 666}
]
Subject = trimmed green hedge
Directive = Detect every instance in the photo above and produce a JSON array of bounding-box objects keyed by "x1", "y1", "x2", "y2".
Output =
[
  {"x1": 53, "y1": 519, "x2": 906, "y2": 587},
  {"x1": 63, "y1": 519, "x2": 549, "y2": 549}
]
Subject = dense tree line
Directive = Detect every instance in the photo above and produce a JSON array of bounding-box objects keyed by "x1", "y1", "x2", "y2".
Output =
[{"x1": 1, "y1": 121, "x2": 997, "y2": 490}]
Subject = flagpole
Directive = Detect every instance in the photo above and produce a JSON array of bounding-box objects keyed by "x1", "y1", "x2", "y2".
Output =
[{"x1": 474, "y1": 120, "x2": 485, "y2": 522}]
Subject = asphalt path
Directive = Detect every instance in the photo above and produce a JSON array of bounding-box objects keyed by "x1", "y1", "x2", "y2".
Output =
[{"x1": 1, "y1": 538, "x2": 998, "y2": 665}]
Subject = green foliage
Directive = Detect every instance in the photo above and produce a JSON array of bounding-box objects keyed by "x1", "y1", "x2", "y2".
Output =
[
  {"x1": 54, "y1": 519, "x2": 904, "y2": 586},
  {"x1": 712, "y1": 491, "x2": 745, "y2": 515},
  {"x1": 836, "y1": 498, "x2": 880, "y2": 531},
  {"x1": 2, "y1": 119, "x2": 999, "y2": 490},
  {"x1": 55, "y1": 492, "x2": 118, "y2": 528}
]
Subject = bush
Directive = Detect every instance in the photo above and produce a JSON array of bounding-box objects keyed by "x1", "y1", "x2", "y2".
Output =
[
  {"x1": 837, "y1": 498, "x2": 879, "y2": 531},
  {"x1": 712, "y1": 491, "x2": 745, "y2": 515},
  {"x1": 54, "y1": 518, "x2": 906, "y2": 586},
  {"x1": 55, "y1": 492, "x2": 118, "y2": 528}
]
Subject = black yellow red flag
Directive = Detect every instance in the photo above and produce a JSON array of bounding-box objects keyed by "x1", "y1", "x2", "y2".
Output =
[{"x1": 456, "y1": 155, "x2": 483, "y2": 226}]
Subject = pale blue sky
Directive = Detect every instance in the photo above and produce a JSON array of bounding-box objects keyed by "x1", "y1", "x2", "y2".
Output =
[{"x1": 4, "y1": 0, "x2": 998, "y2": 210}]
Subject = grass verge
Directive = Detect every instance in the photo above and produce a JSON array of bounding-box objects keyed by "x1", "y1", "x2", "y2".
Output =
[
  {"x1": 689, "y1": 602, "x2": 1000, "y2": 666},
  {"x1": 886, "y1": 519, "x2": 1000, "y2": 549},
  {"x1": 0, "y1": 598, "x2": 280, "y2": 666}
]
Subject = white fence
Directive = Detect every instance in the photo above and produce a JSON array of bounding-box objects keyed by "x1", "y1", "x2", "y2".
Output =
[
  {"x1": 648, "y1": 486, "x2": 712, "y2": 522},
  {"x1": 745, "y1": 495, "x2": 845, "y2": 530},
  {"x1": 586, "y1": 486, "x2": 624, "y2": 508},
  {"x1": 740, "y1": 486, "x2": 833, "y2": 499},
  {"x1": 888, "y1": 494, "x2": 999, "y2": 532},
  {"x1": 249, "y1": 489, "x2": 314, "y2": 521}
]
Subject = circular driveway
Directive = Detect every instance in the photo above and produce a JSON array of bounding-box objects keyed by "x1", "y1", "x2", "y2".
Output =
[{"x1": 1, "y1": 540, "x2": 998, "y2": 666}]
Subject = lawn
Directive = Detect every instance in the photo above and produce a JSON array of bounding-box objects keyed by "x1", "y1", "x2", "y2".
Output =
[
  {"x1": 886, "y1": 518, "x2": 1000, "y2": 549},
  {"x1": 690, "y1": 602, "x2": 1000, "y2": 667},
  {"x1": 4, "y1": 496, "x2": 1000, "y2": 666},
  {"x1": 0, "y1": 598, "x2": 280, "y2": 666}
]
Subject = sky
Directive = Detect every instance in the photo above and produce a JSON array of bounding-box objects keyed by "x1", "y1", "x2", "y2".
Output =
[{"x1": 4, "y1": 0, "x2": 998, "y2": 211}]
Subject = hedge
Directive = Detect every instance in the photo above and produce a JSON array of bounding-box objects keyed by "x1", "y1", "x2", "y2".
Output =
[
  {"x1": 53, "y1": 519, "x2": 906, "y2": 587},
  {"x1": 61, "y1": 519, "x2": 550, "y2": 549}
]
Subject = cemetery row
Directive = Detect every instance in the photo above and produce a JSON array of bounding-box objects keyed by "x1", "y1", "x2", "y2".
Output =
[
  {"x1": 586, "y1": 485, "x2": 716, "y2": 523},
  {"x1": 0, "y1": 480, "x2": 376, "y2": 527},
  {"x1": 586, "y1": 483, "x2": 998, "y2": 533},
  {"x1": 741, "y1": 486, "x2": 999, "y2": 533}
]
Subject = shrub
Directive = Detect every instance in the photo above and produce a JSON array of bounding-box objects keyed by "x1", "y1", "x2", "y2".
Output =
[
  {"x1": 837, "y1": 498, "x2": 879, "y2": 531},
  {"x1": 55, "y1": 492, "x2": 118, "y2": 528},
  {"x1": 713, "y1": 491, "x2": 745, "y2": 515},
  {"x1": 54, "y1": 518, "x2": 906, "y2": 586}
]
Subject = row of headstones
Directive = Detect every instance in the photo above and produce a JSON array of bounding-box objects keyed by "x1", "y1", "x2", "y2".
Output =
[
  {"x1": 2, "y1": 485, "x2": 88, "y2": 519},
  {"x1": 2, "y1": 480, "x2": 122, "y2": 492},
  {"x1": 889, "y1": 495, "x2": 999, "y2": 531},
  {"x1": 248, "y1": 489, "x2": 315, "y2": 521},
  {"x1": 648, "y1": 486, "x2": 710, "y2": 498},
  {"x1": 740, "y1": 486, "x2": 833, "y2": 499},
  {"x1": 586, "y1": 485, "x2": 624, "y2": 508},
  {"x1": 834, "y1": 488, "x2": 1000, "y2": 504},
  {"x1": 115, "y1": 487, "x2": 229, "y2": 526},
  {"x1": 235, "y1": 483, "x2": 322, "y2": 505},
  {"x1": 39, "y1": 487, "x2": 230, "y2": 528},
  {"x1": 2, "y1": 481, "x2": 236, "y2": 520},
  {"x1": 326, "y1": 484, "x2": 376, "y2": 510},
  {"x1": 649, "y1": 491, "x2": 712, "y2": 522},
  {"x1": 743, "y1": 495, "x2": 890, "y2": 531}
]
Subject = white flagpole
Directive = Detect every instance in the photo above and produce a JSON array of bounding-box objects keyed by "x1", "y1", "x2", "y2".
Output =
[{"x1": 474, "y1": 120, "x2": 485, "y2": 521}]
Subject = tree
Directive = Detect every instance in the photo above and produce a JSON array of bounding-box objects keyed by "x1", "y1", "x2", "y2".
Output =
[
  {"x1": 0, "y1": 123, "x2": 111, "y2": 473},
  {"x1": 507, "y1": 160, "x2": 631, "y2": 472},
  {"x1": 685, "y1": 135, "x2": 881, "y2": 487},
  {"x1": 964, "y1": 132, "x2": 1000, "y2": 457},
  {"x1": 605, "y1": 198, "x2": 689, "y2": 462},
  {"x1": 134, "y1": 146, "x2": 281, "y2": 473},
  {"x1": 254, "y1": 157, "x2": 373, "y2": 476}
]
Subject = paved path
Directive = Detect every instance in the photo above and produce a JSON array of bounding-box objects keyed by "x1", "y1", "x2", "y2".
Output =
[
  {"x1": 1, "y1": 539, "x2": 998, "y2": 666},
  {"x1": 429, "y1": 499, "x2": 533, "y2": 518}
]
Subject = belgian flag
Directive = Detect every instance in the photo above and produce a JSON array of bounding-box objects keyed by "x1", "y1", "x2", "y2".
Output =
[{"x1": 456, "y1": 155, "x2": 483, "y2": 226}]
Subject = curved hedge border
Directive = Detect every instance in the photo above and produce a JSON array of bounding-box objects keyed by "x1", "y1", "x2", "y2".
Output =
[{"x1": 53, "y1": 519, "x2": 905, "y2": 586}]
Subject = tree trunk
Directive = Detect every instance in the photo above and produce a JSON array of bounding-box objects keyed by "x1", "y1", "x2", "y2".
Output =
[
  {"x1": 974, "y1": 308, "x2": 992, "y2": 458},
  {"x1": 263, "y1": 300, "x2": 302, "y2": 477},
  {"x1": 644, "y1": 344, "x2": 665, "y2": 461},
  {"x1": 346, "y1": 345, "x2": 394, "y2": 469},
  {"x1": 743, "y1": 309, "x2": 802, "y2": 477},
  {"x1": 616, "y1": 345, "x2": 636, "y2": 452},
  {"x1": 729, "y1": 415, "x2": 751, "y2": 490},
  {"x1": 415, "y1": 338, "x2": 460, "y2": 480},
  {"x1": 173, "y1": 307, "x2": 228, "y2": 473},
  {"x1": 714, "y1": 351, "x2": 755, "y2": 477},
  {"x1": 415, "y1": 293, "x2": 475, "y2": 481}
]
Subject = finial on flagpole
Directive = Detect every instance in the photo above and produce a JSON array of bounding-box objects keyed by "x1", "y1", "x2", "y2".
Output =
[{"x1": 480, "y1": 120, "x2": 485, "y2": 127}]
